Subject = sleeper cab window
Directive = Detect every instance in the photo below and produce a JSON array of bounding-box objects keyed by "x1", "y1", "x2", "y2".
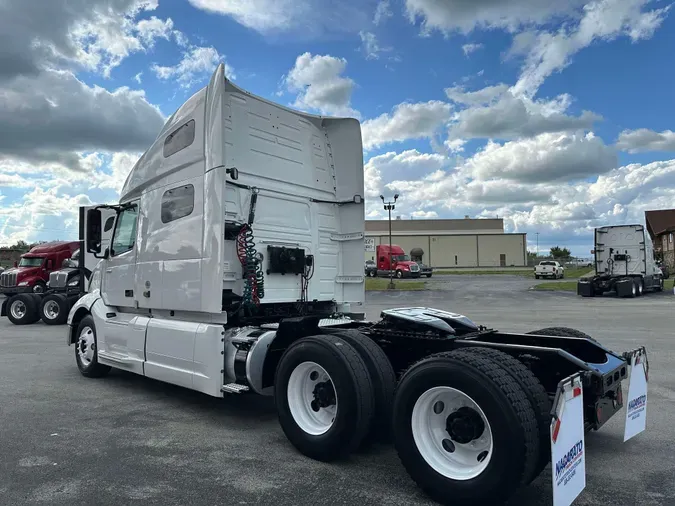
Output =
[
  {"x1": 161, "y1": 184, "x2": 195, "y2": 224},
  {"x1": 163, "y1": 119, "x2": 195, "y2": 158}
]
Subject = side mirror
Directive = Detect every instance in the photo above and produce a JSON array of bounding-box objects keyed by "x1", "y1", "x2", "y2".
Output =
[{"x1": 86, "y1": 208, "x2": 102, "y2": 254}]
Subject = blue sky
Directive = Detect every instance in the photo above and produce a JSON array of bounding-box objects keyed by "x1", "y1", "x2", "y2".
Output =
[{"x1": 1, "y1": 0, "x2": 675, "y2": 257}]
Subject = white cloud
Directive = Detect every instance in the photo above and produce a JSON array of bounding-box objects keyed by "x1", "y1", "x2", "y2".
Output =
[
  {"x1": 69, "y1": 7, "x2": 185, "y2": 77},
  {"x1": 188, "y1": 0, "x2": 300, "y2": 32},
  {"x1": 134, "y1": 72, "x2": 143, "y2": 84},
  {"x1": 187, "y1": 0, "x2": 369, "y2": 37},
  {"x1": 445, "y1": 84, "x2": 509, "y2": 106},
  {"x1": 0, "y1": 69, "x2": 164, "y2": 171},
  {"x1": 462, "y1": 43, "x2": 484, "y2": 56},
  {"x1": 464, "y1": 131, "x2": 617, "y2": 183},
  {"x1": 444, "y1": 139, "x2": 467, "y2": 154},
  {"x1": 404, "y1": 0, "x2": 586, "y2": 34},
  {"x1": 511, "y1": 0, "x2": 670, "y2": 96},
  {"x1": 368, "y1": 144, "x2": 675, "y2": 253},
  {"x1": 616, "y1": 128, "x2": 675, "y2": 153},
  {"x1": 135, "y1": 16, "x2": 175, "y2": 46},
  {"x1": 359, "y1": 31, "x2": 390, "y2": 60},
  {"x1": 445, "y1": 84, "x2": 601, "y2": 141},
  {"x1": 411, "y1": 210, "x2": 439, "y2": 218},
  {"x1": 283, "y1": 52, "x2": 359, "y2": 117},
  {"x1": 362, "y1": 101, "x2": 453, "y2": 150},
  {"x1": 153, "y1": 46, "x2": 235, "y2": 88},
  {"x1": 374, "y1": 0, "x2": 394, "y2": 25}
]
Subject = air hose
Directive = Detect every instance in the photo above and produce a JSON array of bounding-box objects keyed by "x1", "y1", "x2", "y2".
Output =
[{"x1": 235, "y1": 187, "x2": 265, "y2": 308}]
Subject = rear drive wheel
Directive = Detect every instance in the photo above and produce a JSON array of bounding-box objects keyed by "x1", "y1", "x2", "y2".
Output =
[
  {"x1": 393, "y1": 350, "x2": 538, "y2": 506},
  {"x1": 274, "y1": 334, "x2": 375, "y2": 461},
  {"x1": 459, "y1": 347, "x2": 551, "y2": 483},
  {"x1": 636, "y1": 278, "x2": 644, "y2": 296},
  {"x1": 6, "y1": 294, "x2": 40, "y2": 325},
  {"x1": 40, "y1": 294, "x2": 69, "y2": 325},
  {"x1": 75, "y1": 315, "x2": 111, "y2": 378},
  {"x1": 321, "y1": 328, "x2": 396, "y2": 443}
]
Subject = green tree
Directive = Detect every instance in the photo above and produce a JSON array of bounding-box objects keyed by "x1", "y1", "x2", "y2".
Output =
[{"x1": 550, "y1": 246, "x2": 571, "y2": 260}]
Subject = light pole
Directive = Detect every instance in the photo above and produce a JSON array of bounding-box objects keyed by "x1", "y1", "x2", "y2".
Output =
[
  {"x1": 380, "y1": 193, "x2": 399, "y2": 289},
  {"x1": 536, "y1": 232, "x2": 540, "y2": 257}
]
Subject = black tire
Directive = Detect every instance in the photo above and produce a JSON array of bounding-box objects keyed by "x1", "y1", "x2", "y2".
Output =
[
  {"x1": 6, "y1": 294, "x2": 40, "y2": 325},
  {"x1": 393, "y1": 350, "x2": 539, "y2": 506},
  {"x1": 75, "y1": 315, "x2": 111, "y2": 378},
  {"x1": 321, "y1": 328, "x2": 396, "y2": 443},
  {"x1": 535, "y1": 275, "x2": 539, "y2": 279},
  {"x1": 32, "y1": 281, "x2": 47, "y2": 294},
  {"x1": 655, "y1": 277, "x2": 664, "y2": 292},
  {"x1": 396, "y1": 270, "x2": 403, "y2": 279},
  {"x1": 426, "y1": 273, "x2": 432, "y2": 278},
  {"x1": 527, "y1": 326, "x2": 600, "y2": 346},
  {"x1": 39, "y1": 293, "x2": 69, "y2": 325},
  {"x1": 459, "y1": 347, "x2": 551, "y2": 483},
  {"x1": 274, "y1": 334, "x2": 375, "y2": 462}
]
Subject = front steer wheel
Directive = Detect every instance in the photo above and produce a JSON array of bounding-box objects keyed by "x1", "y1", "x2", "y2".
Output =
[
  {"x1": 393, "y1": 350, "x2": 539, "y2": 506},
  {"x1": 274, "y1": 334, "x2": 375, "y2": 462},
  {"x1": 75, "y1": 315, "x2": 111, "y2": 378}
]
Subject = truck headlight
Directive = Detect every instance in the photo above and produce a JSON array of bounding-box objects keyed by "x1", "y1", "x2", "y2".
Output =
[
  {"x1": 18, "y1": 281, "x2": 28, "y2": 286},
  {"x1": 68, "y1": 279, "x2": 79, "y2": 286}
]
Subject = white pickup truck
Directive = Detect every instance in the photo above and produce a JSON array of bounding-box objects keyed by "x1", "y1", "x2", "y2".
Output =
[{"x1": 535, "y1": 260, "x2": 564, "y2": 279}]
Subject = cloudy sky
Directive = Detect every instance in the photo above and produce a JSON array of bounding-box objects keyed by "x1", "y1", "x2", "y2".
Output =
[{"x1": 1, "y1": 0, "x2": 674, "y2": 256}]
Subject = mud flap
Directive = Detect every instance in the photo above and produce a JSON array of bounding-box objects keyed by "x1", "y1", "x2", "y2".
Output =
[
  {"x1": 550, "y1": 373, "x2": 586, "y2": 506},
  {"x1": 623, "y1": 347, "x2": 648, "y2": 442}
]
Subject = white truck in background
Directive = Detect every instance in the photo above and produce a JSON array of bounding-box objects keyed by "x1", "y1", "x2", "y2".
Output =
[
  {"x1": 65, "y1": 64, "x2": 648, "y2": 506},
  {"x1": 577, "y1": 224, "x2": 666, "y2": 297},
  {"x1": 534, "y1": 260, "x2": 564, "y2": 279}
]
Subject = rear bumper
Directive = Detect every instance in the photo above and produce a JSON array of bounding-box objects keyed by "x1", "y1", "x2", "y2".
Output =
[{"x1": 585, "y1": 346, "x2": 644, "y2": 430}]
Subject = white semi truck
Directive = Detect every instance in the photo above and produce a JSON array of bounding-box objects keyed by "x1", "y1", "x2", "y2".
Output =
[
  {"x1": 577, "y1": 224, "x2": 666, "y2": 297},
  {"x1": 66, "y1": 64, "x2": 648, "y2": 505}
]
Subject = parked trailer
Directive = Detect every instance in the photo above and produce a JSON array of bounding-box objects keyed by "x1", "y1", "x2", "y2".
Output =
[
  {"x1": 66, "y1": 64, "x2": 648, "y2": 506},
  {"x1": 578, "y1": 224, "x2": 665, "y2": 297}
]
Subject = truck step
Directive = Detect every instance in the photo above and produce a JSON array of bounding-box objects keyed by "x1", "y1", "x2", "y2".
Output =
[{"x1": 221, "y1": 383, "x2": 250, "y2": 394}]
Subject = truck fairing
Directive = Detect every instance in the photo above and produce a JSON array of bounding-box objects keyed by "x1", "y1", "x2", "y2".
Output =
[{"x1": 108, "y1": 64, "x2": 364, "y2": 317}]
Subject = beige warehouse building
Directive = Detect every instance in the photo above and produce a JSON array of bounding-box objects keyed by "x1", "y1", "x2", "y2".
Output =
[{"x1": 365, "y1": 218, "x2": 527, "y2": 268}]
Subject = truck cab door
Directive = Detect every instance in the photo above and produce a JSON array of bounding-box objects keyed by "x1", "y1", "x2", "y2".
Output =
[{"x1": 101, "y1": 202, "x2": 139, "y2": 308}]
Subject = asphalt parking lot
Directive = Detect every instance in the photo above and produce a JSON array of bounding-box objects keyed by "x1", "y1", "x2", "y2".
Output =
[{"x1": 1, "y1": 279, "x2": 674, "y2": 506}]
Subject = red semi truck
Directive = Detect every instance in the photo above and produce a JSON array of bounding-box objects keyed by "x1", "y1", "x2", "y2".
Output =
[
  {"x1": 0, "y1": 241, "x2": 80, "y2": 295},
  {"x1": 373, "y1": 244, "x2": 421, "y2": 278}
]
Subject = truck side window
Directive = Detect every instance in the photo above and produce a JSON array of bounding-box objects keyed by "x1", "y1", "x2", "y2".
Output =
[
  {"x1": 111, "y1": 206, "x2": 138, "y2": 256},
  {"x1": 161, "y1": 184, "x2": 195, "y2": 223},
  {"x1": 103, "y1": 216, "x2": 115, "y2": 232},
  {"x1": 163, "y1": 120, "x2": 195, "y2": 158}
]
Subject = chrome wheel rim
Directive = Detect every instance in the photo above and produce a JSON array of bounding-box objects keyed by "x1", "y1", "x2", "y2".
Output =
[
  {"x1": 33, "y1": 284, "x2": 44, "y2": 294},
  {"x1": 10, "y1": 300, "x2": 26, "y2": 320},
  {"x1": 77, "y1": 326, "x2": 95, "y2": 366},
  {"x1": 43, "y1": 300, "x2": 60, "y2": 320}
]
